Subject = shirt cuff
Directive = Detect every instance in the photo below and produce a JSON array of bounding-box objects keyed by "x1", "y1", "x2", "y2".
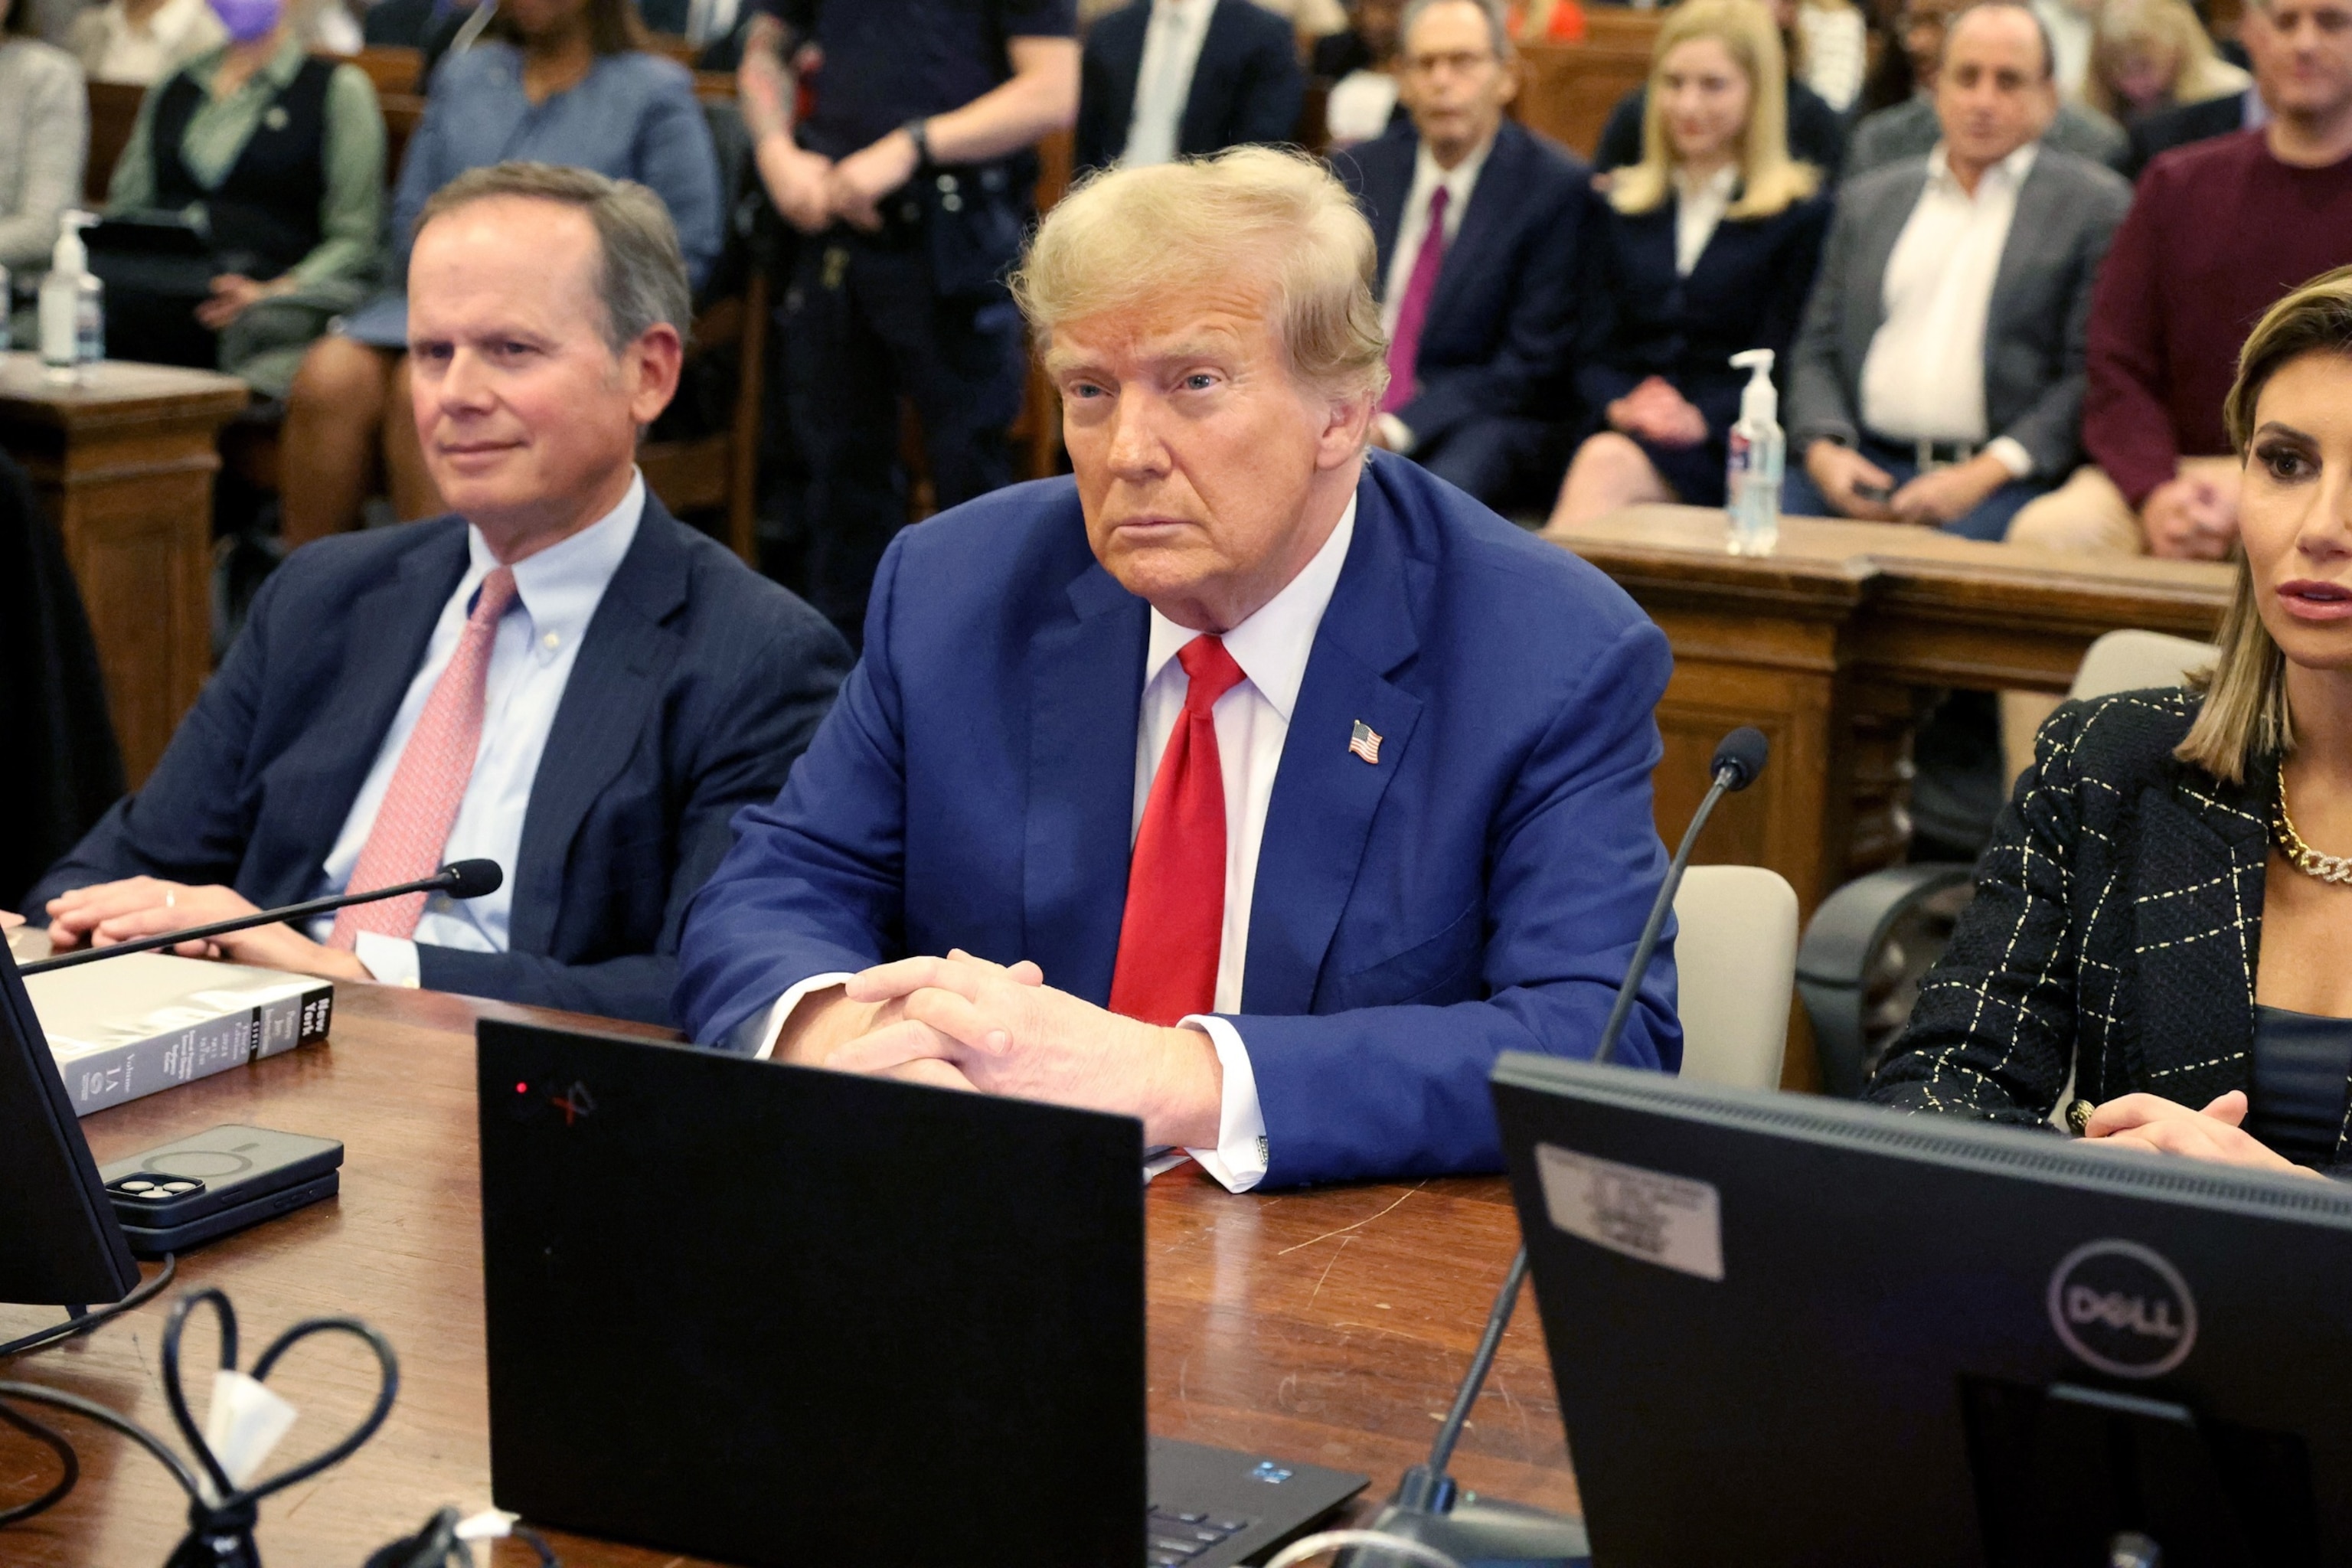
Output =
[
  {"x1": 1985, "y1": 436, "x2": 2035, "y2": 482},
  {"x1": 351, "y1": 932, "x2": 420, "y2": 988},
  {"x1": 728, "y1": 972, "x2": 856, "y2": 1060},
  {"x1": 1376, "y1": 412, "x2": 1416, "y2": 456},
  {"x1": 1179, "y1": 1014, "x2": 1269, "y2": 1193}
]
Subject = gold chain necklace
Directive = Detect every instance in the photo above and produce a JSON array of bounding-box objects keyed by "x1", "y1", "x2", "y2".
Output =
[{"x1": 2274, "y1": 782, "x2": 2352, "y2": 886}]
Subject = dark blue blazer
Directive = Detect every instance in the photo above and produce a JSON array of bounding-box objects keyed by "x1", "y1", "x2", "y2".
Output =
[
  {"x1": 1335, "y1": 119, "x2": 1592, "y2": 446},
  {"x1": 24, "y1": 498, "x2": 851, "y2": 1027},
  {"x1": 1074, "y1": 0, "x2": 1305, "y2": 173},
  {"x1": 1576, "y1": 189, "x2": 1831, "y2": 445},
  {"x1": 673, "y1": 457, "x2": 1681, "y2": 1188}
]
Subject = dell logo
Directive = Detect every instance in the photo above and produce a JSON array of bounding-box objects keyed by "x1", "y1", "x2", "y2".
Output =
[{"x1": 2047, "y1": 1240, "x2": 2197, "y2": 1379}]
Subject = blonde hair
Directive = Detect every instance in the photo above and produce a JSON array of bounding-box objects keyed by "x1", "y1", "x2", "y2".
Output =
[
  {"x1": 1611, "y1": 0, "x2": 1821, "y2": 220},
  {"x1": 2175, "y1": 266, "x2": 2352, "y2": 782},
  {"x1": 1008, "y1": 146, "x2": 1390, "y2": 406},
  {"x1": 2086, "y1": 0, "x2": 2246, "y2": 118}
]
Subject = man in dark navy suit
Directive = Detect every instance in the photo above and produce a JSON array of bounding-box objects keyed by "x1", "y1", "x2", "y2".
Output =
[
  {"x1": 1074, "y1": 0, "x2": 1305, "y2": 172},
  {"x1": 1333, "y1": 0, "x2": 1590, "y2": 510},
  {"x1": 21, "y1": 165, "x2": 849, "y2": 1027},
  {"x1": 672, "y1": 147, "x2": 1677, "y2": 1190}
]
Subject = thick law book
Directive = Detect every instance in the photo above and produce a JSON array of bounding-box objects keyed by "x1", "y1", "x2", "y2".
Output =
[{"x1": 19, "y1": 950, "x2": 334, "y2": 1116}]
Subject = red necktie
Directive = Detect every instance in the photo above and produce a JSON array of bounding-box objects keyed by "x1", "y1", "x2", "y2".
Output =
[
  {"x1": 331, "y1": 567, "x2": 518, "y2": 947},
  {"x1": 1382, "y1": 183, "x2": 1450, "y2": 414},
  {"x1": 1108, "y1": 636, "x2": 1248, "y2": 1027}
]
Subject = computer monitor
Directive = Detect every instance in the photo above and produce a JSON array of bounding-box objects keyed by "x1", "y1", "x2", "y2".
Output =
[
  {"x1": 0, "y1": 941, "x2": 141, "y2": 1308},
  {"x1": 1491, "y1": 1052, "x2": 2352, "y2": 1568}
]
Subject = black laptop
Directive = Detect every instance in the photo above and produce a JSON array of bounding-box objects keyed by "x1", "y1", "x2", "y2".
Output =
[{"x1": 476, "y1": 1021, "x2": 1364, "y2": 1568}]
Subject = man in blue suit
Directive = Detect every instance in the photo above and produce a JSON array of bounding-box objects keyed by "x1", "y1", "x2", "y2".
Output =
[
  {"x1": 1074, "y1": 0, "x2": 1306, "y2": 173},
  {"x1": 22, "y1": 165, "x2": 849, "y2": 1027},
  {"x1": 1333, "y1": 0, "x2": 1592, "y2": 511},
  {"x1": 673, "y1": 146, "x2": 1677, "y2": 1189}
]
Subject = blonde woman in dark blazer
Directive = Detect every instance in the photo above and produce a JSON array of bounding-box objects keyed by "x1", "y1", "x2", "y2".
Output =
[{"x1": 1872, "y1": 266, "x2": 2352, "y2": 1175}]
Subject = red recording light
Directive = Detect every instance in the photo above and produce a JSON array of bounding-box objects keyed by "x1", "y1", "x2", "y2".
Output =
[{"x1": 515, "y1": 1081, "x2": 528, "y2": 1094}]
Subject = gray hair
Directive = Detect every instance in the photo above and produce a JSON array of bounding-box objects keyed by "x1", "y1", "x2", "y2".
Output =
[
  {"x1": 1400, "y1": 0, "x2": 1511, "y2": 57},
  {"x1": 414, "y1": 162, "x2": 692, "y2": 354},
  {"x1": 1945, "y1": 0, "x2": 2060, "y2": 80}
]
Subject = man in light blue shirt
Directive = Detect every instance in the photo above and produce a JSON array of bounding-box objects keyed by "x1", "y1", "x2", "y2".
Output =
[{"x1": 24, "y1": 164, "x2": 849, "y2": 1026}]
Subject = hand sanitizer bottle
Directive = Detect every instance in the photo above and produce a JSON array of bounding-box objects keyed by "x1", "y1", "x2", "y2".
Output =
[
  {"x1": 1724, "y1": 348, "x2": 1783, "y2": 557},
  {"x1": 39, "y1": 212, "x2": 101, "y2": 378}
]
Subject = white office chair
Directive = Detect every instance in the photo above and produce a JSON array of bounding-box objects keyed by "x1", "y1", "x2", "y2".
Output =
[
  {"x1": 1670, "y1": 864, "x2": 1801, "y2": 1092},
  {"x1": 2070, "y1": 629, "x2": 2216, "y2": 703}
]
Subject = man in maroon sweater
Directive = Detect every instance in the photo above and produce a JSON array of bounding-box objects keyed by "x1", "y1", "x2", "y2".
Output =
[{"x1": 2007, "y1": 0, "x2": 2352, "y2": 559}]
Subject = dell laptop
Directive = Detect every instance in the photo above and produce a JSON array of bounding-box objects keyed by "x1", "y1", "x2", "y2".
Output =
[{"x1": 477, "y1": 1021, "x2": 1364, "y2": 1567}]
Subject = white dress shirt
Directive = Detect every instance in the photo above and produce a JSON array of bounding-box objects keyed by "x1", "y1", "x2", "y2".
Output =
[
  {"x1": 2032, "y1": 0, "x2": 2095, "y2": 101},
  {"x1": 308, "y1": 473, "x2": 645, "y2": 984},
  {"x1": 742, "y1": 493, "x2": 1361, "y2": 1196},
  {"x1": 1124, "y1": 0, "x2": 1218, "y2": 168},
  {"x1": 85, "y1": 0, "x2": 223, "y2": 83},
  {"x1": 1856, "y1": 143, "x2": 2038, "y2": 479},
  {"x1": 1672, "y1": 164, "x2": 1737, "y2": 277}
]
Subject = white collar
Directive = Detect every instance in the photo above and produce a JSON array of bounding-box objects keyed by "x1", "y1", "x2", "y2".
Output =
[
  {"x1": 1925, "y1": 139, "x2": 2039, "y2": 193},
  {"x1": 1143, "y1": 489, "x2": 1357, "y2": 723},
  {"x1": 1152, "y1": 0, "x2": 1214, "y2": 18},
  {"x1": 1674, "y1": 162, "x2": 1740, "y2": 202},
  {"x1": 462, "y1": 469, "x2": 645, "y2": 648},
  {"x1": 1413, "y1": 132, "x2": 1495, "y2": 198}
]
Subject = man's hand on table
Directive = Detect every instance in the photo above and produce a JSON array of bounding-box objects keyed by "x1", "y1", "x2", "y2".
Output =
[
  {"x1": 781, "y1": 949, "x2": 1226, "y2": 1148},
  {"x1": 44, "y1": 877, "x2": 369, "y2": 982}
]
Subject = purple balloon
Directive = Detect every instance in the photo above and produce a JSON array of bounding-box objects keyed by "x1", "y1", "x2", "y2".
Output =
[{"x1": 209, "y1": 0, "x2": 280, "y2": 42}]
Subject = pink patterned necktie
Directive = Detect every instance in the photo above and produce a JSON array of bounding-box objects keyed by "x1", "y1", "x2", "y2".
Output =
[
  {"x1": 1382, "y1": 183, "x2": 1450, "y2": 414},
  {"x1": 330, "y1": 566, "x2": 518, "y2": 948}
]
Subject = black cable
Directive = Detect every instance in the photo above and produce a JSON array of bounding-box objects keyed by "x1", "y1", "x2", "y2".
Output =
[
  {"x1": 0, "y1": 1253, "x2": 179, "y2": 1361},
  {"x1": 0, "y1": 1379, "x2": 210, "y2": 1527},
  {"x1": 0, "y1": 1393, "x2": 77, "y2": 1527}
]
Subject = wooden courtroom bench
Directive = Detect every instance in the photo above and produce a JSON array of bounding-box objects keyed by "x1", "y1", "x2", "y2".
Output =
[{"x1": 1513, "y1": 38, "x2": 1655, "y2": 158}]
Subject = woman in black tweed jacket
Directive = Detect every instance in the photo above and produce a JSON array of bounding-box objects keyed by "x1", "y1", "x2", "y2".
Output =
[{"x1": 1870, "y1": 268, "x2": 2352, "y2": 1174}]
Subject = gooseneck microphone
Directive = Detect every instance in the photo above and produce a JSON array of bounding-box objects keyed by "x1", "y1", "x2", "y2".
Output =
[
  {"x1": 1351, "y1": 729, "x2": 1772, "y2": 1568},
  {"x1": 18, "y1": 861, "x2": 505, "y2": 976}
]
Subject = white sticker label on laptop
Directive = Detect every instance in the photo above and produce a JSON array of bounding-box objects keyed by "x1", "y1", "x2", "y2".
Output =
[{"x1": 1535, "y1": 1143, "x2": 1723, "y2": 1282}]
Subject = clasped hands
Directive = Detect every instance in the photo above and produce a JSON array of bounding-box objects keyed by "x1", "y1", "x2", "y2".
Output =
[
  {"x1": 2140, "y1": 470, "x2": 2238, "y2": 560},
  {"x1": 2081, "y1": 1089, "x2": 2322, "y2": 1179},
  {"x1": 36, "y1": 877, "x2": 368, "y2": 982},
  {"x1": 1804, "y1": 438, "x2": 2009, "y2": 527},
  {"x1": 781, "y1": 949, "x2": 1225, "y2": 1149},
  {"x1": 740, "y1": 28, "x2": 914, "y2": 236},
  {"x1": 1606, "y1": 375, "x2": 1707, "y2": 449}
]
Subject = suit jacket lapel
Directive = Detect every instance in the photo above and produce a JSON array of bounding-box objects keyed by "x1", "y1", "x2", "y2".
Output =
[
  {"x1": 2128, "y1": 754, "x2": 2272, "y2": 1101},
  {"x1": 263, "y1": 522, "x2": 469, "y2": 893},
  {"x1": 505, "y1": 498, "x2": 691, "y2": 955},
  {"x1": 1424, "y1": 123, "x2": 1521, "y2": 342},
  {"x1": 1243, "y1": 466, "x2": 1426, "y2": 1014},
  {"x1": 1985, "y1": 158, "x2": 2056, "y2": 371},
  {"x1": 1026, "y1": 561, "x2": 1149, "y2": 1005}
]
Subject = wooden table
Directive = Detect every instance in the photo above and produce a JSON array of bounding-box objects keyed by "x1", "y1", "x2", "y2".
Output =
[
  {"x1": 0, "y1": 354, "x2": 248, "y2": 788},
  {"x1": 1547, "y1": 504, "x2": 2234, "y2": 914},
  {"x1": 0, "y1": 987, "x2": 1565, "y2": 1564}
]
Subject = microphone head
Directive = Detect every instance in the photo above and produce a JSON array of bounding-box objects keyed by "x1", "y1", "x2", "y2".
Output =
[
  {"x1": 439, "y1": 859, "x2": 505, "y2": 900},
  {"x1": 1710, "y1": 727, "x2": 1770, "y2": 792}
]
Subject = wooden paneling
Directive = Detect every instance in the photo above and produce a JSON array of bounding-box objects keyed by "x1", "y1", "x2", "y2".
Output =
[
  {"x1": 0, "y1": 985, "x2": 1564, "y2": 1564},
  {"x1": 1513, "y1": 40, "x2": 1655, "y2": 157},
  {"x1": 84, "y1": 81, "x2": 144, "y2": 205},
  {"x1": 0, "y1": 354, "x2": 248, "y2": 787},
  {"x1": 1547, "y1": 505, "x2": 2235, "y2": 1086}
]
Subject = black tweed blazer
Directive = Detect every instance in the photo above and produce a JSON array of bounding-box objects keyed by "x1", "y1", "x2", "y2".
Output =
[{"x1": 1869, "y1": 688, "x2": 2307, "y2": 1145}]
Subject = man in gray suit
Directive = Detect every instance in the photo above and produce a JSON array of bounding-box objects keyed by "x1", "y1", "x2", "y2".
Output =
[
  {"x1": 1784, "y1": 0, "x2": 2130, "y2": 541},
  {"x1": 1844, "y1": 0, "x2": 2128, "y2": 179}
]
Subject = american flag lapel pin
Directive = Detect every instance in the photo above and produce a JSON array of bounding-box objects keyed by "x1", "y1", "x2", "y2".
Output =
[{"x1": 1348, "y1": 720, "x2": 1383, "y2": 765}]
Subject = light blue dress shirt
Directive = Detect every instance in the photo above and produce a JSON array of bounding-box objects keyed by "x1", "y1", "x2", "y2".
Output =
[{"x1": 305, "y1": 474, "x2": 645, "y2": 982}]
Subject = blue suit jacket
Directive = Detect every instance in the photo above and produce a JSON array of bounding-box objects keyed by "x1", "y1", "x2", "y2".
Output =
[
  {"x1": 1334, "y1": 120, "x2": 1593, "y2": 446},
  {"x1": 1074, "y1": 0, "x2": 1306, "y2": 173},
  {"x1": 674, "y1": 457, "x2": 1681, "y2": 1187},
  {"x1": 25, "y1": 498, "x2": 851, "y2": 1027}
]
